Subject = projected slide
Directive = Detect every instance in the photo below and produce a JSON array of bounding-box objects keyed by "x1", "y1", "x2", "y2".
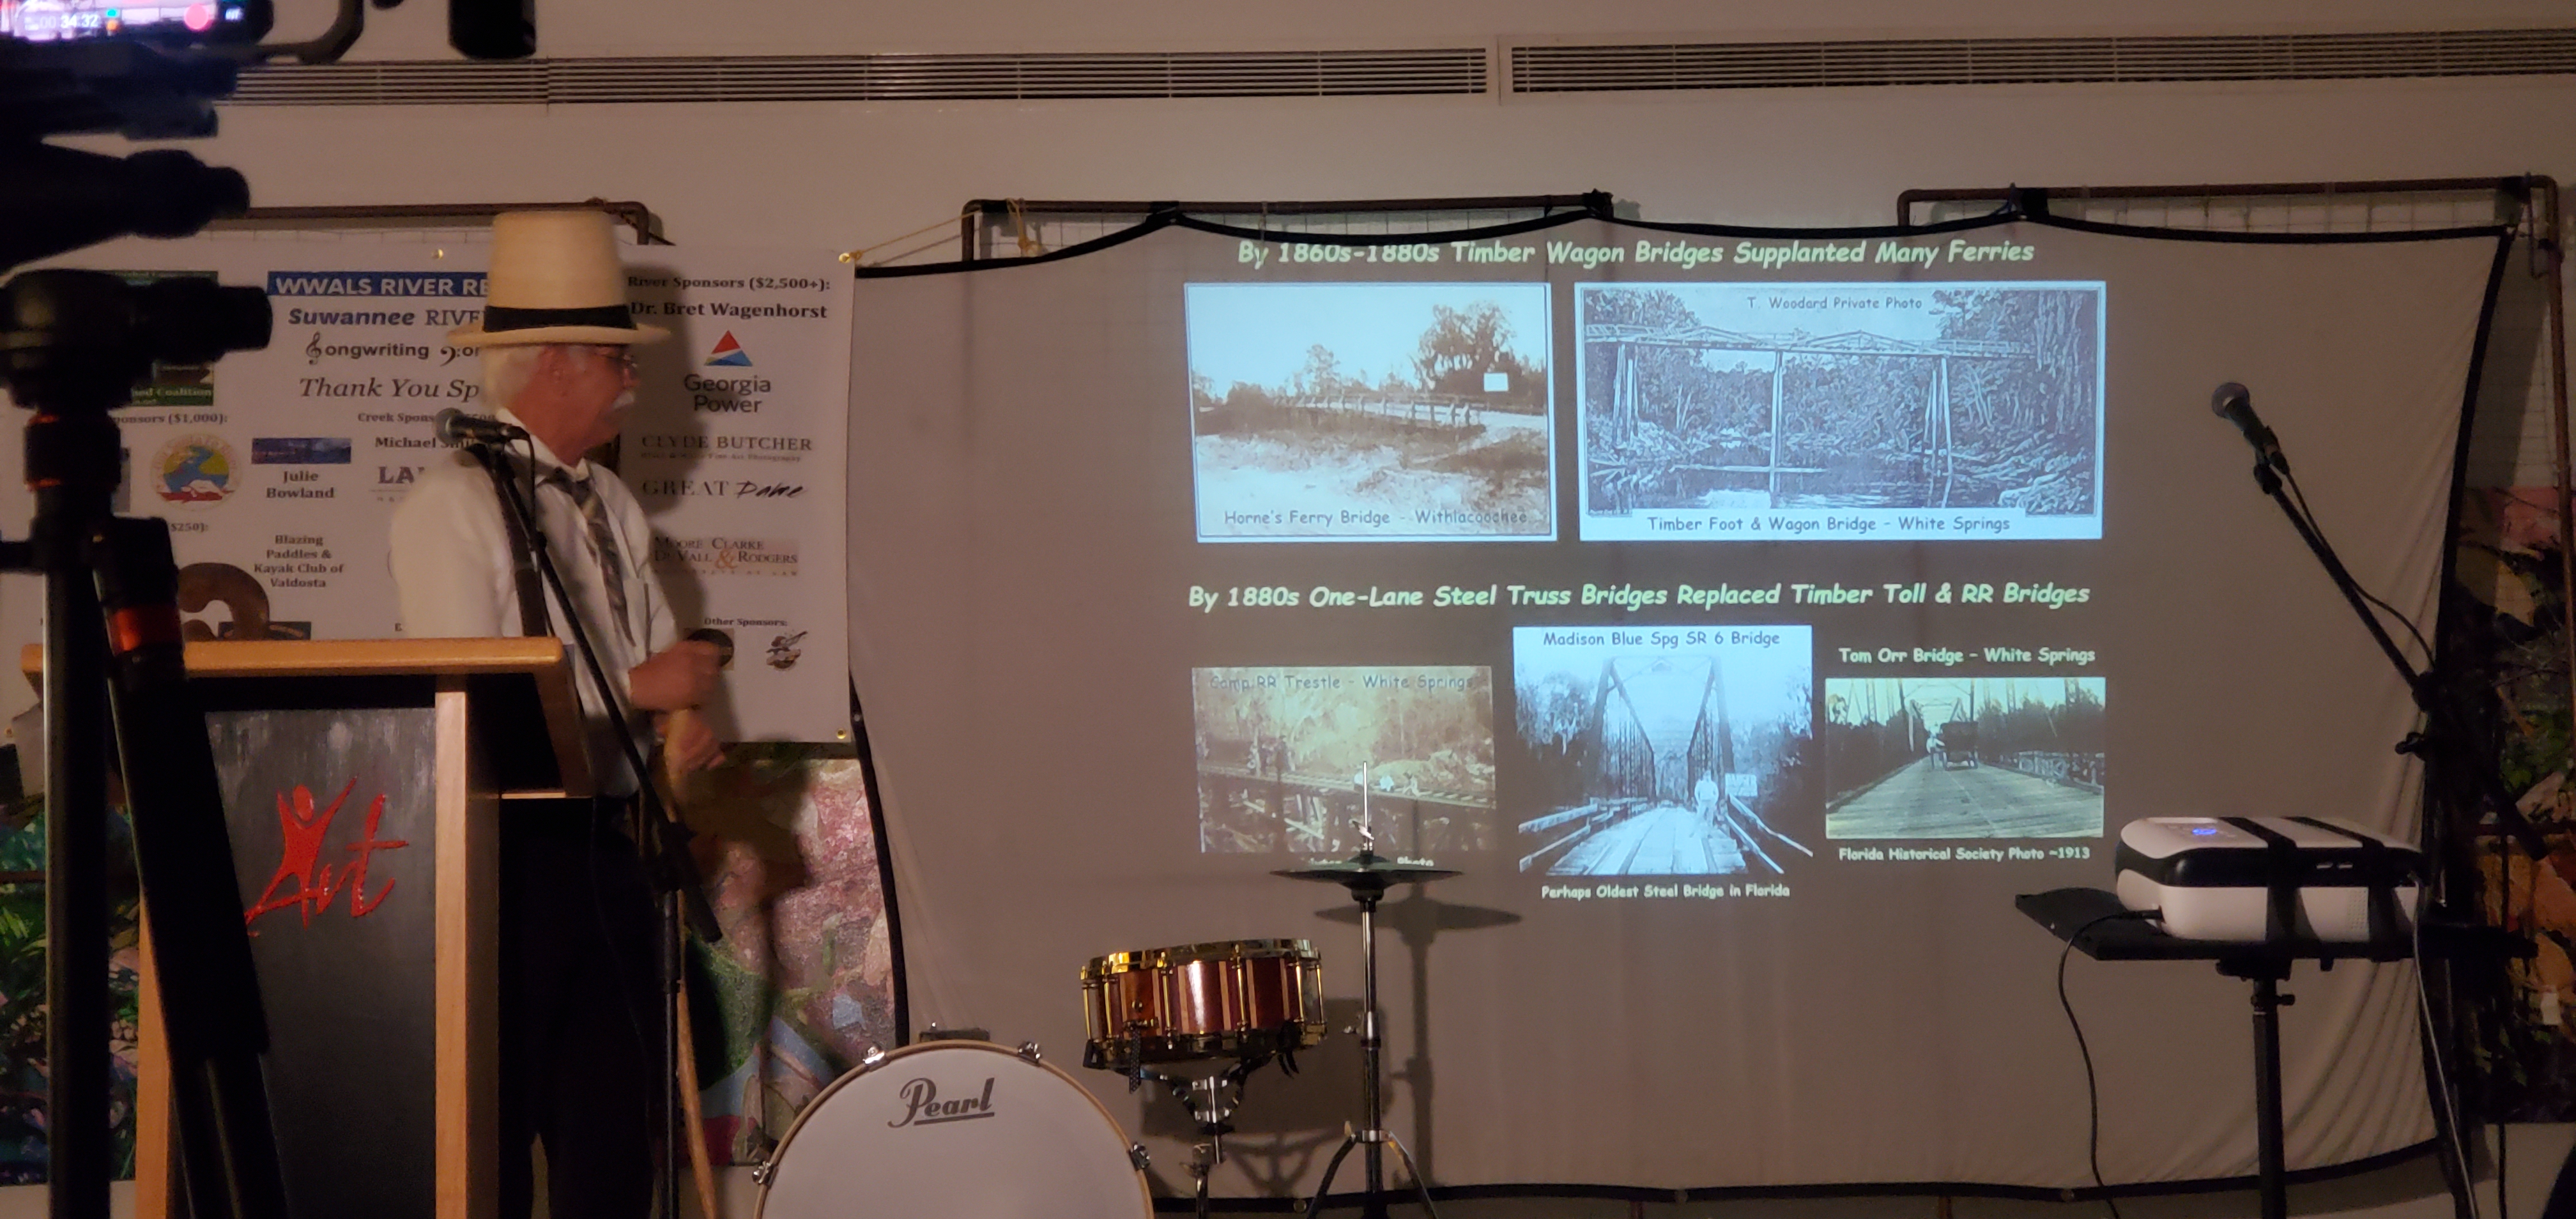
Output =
[
  {"x1": 1576, "y1": 282, "x2": 2104, "y2": 542},
  {"x1": 853, "y1": 215, "x2": 2515, "y2": 1190},
  {"x1": 1193, "y1": 665, "x2": 1498, "y2": 857},
  {"x1": 1822, "y1": 677, "x2": 2106, "y2": 839},
  {"x1": 1512, "y1": 625, "x2": 1814, "y2": 878},
  {"x1": 848, "y1": 216, "x2": 2522, "y2": 1191},
  {"x1": 1186, "y1": 282, "x2": 1554, "y2": 542}
]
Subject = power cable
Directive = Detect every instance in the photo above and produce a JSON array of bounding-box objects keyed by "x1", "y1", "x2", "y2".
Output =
[
  {"x1": 2283, "y1": 466, "x2": 2434, "y2": 665},
  {"x1": 2058, "y1": 908, "x2": 2160, "y2": 1219}
]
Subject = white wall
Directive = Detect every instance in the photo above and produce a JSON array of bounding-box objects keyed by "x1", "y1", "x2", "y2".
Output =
[
  {"x1": 84, "y1": 1, "x2": 2576, "y2": 505},
  {"x1": 302, "y1": 0, "x2": 2576, "y2": 59},
  {"x1": 181, "y1": 76, "x2": 2576, "y2": 250},
  {"x1": 14, "y1": 3, "x2": 2576, "y2": 1213}
]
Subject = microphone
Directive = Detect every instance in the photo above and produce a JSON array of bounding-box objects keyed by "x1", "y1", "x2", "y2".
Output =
[
  {"x1": 434, "y1": 408, "x2": 526, "y2": 447},
  {"x1": 2210, "y1": 382, "x2": 2287, "y2": 472}
]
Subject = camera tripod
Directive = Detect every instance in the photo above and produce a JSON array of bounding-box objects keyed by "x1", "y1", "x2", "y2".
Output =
[{"x1": 1, "y1": 268, "x2": 286, "y2": 1219}]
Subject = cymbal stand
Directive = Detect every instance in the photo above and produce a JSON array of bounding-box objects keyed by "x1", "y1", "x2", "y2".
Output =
[{"x1": 1301, "y1": 822, "x2": 1439, "y2": 1219}]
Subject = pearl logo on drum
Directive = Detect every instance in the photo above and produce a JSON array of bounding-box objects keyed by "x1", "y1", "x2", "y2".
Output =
[{"x1": 888, "y1": 1076, "x2": 997, "y2": 1128}]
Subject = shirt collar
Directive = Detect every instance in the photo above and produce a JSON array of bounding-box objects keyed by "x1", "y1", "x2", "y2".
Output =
[{"x1": 493, "y1": 406, "x2": 588, "y2": 479}]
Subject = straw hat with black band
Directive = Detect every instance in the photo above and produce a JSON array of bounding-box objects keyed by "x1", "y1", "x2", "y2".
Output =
[{"x1": 445, "y1": 210, "x2": 671, "y2": 349}]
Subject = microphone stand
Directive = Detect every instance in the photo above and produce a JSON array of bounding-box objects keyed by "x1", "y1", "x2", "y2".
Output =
[
  {"x1": 2237, "y1": 438, "x2": 2548, "y2": 1216},
  {"x1": 2239, "y1": 448, "x2": 2549, "y2": 860},
  {"x1": 457, "y1": 437, "x2": 721, "y2": 1219}
]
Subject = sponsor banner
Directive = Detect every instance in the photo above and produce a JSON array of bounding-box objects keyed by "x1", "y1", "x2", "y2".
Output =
[
  {"x1": 0, "y1": 240, "x2": 852, "y2": 741},
  {"x1": 622, "y1": 257, "x2": 852, "y2": 741},
  {"x1": 79, "y1": 247, "x2": 494, "y2": 654},
  {"x1": 252, "y1": 437, "x2": 356, "y2": 465}
]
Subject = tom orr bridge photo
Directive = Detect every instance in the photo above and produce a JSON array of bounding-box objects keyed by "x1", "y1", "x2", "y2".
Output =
[
  {"x1": 1821, "y1": 677, "x2": 2105, "y2": 839},
  {"x1": 1823, "y1": 753, "x2": 2103, "y2": 839}
]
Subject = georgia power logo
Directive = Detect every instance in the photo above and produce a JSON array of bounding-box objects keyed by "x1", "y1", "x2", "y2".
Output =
[
  {"x1": 155, "y1": 434, "x2": 238, "y2": 506},
  {"x1": 704, "y1": 332, "x2": 752, "y2": 367}
]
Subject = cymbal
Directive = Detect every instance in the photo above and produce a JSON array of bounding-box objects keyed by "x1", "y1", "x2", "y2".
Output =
[{"x1": 1273, "y1": 853, "x2": 1460, "y2": 888}]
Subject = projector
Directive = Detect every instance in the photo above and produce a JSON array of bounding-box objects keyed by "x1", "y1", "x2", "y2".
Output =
[{"x1": 2114, "y1": 817, "x2": 2420, "y2": 943}]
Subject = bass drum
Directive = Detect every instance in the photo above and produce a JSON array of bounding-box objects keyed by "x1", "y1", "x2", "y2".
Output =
[{"x1": 755, "y1": 1040, "x2": 1151, "y2": 1219}]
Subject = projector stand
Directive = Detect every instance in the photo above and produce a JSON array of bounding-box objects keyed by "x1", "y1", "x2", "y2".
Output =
[
  {"x1": 2018, "y1": 888, "x2": 2412, "y2": 1219},
  {"x1": 2220, "y1": 956, "x2": 2295, "y2": 1219}
]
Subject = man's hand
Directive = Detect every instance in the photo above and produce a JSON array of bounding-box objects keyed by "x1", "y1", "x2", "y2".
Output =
[
  {"x1": 659, "y1": 708, "x2": 724, "y2": 773},
  {"x1": 629, "y1": 640, "x2": 721, "y2": 712}
]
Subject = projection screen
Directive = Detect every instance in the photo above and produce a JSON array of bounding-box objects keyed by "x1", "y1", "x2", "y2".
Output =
[{"x1": 845, "y1": 215, "x2": 2509, "y2": 1193}]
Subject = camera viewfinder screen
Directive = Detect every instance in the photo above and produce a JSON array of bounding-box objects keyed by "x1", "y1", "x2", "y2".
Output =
[{"x1": 1, "y1": 0, "x2": 269, "y2": 43}]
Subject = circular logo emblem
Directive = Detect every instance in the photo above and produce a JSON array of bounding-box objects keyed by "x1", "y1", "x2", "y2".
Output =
[{"x1": 154, "y1": 434, "x2": 237, "y2": 506}]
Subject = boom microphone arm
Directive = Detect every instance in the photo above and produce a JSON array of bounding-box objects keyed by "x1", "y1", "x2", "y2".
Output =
[{"x1": 2221, "y1": 385, "x2": 2549, "y2": 862}]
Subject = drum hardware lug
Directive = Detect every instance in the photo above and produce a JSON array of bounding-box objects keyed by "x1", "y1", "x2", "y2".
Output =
[
  {"x1": 749, "y1": 1158, "x2": 776, "y2": 1186},
  {"x1": 1018, "y1": 1040, "x2": 1043, "y2": 1062},
  {"x1": 1128, "y1": 1142, "x2": 1151, "y2": 1170},
  {"x1": 861, "y1": 1044, "x2": 886, "y2": 1068}
]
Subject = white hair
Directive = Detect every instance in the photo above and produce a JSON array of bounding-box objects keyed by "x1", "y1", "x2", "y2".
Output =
[{"x1": 480, "y1": 344, "x2": 549, "y2": 411}]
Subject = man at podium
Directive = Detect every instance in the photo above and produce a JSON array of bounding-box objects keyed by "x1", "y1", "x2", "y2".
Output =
[{"x1": 388, "y1": 210, "x2": 724, "y2": 1219}]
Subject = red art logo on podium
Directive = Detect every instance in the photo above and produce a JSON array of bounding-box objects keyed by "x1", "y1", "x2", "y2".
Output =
[{"x1": 243, "y1": 778, "x2": 412, "y2": 930}]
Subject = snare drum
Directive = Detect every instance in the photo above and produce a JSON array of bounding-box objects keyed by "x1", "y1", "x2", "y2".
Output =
[
  {"x1": 1081, "y1": 939, "x2": 1324, "y2": 1069},
  {"x1": 754, "y1": 1040, "x2": 1150, "y2": 1219}
]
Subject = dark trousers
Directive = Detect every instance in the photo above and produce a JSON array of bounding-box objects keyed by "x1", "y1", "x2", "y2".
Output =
[{"x1": 498, "y1": 799, "x2": 661, "y2": 1219}]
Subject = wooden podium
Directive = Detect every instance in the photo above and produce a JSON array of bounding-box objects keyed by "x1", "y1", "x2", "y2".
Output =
[{"x1": 26, "y1": 638, "x2": 592, "y2": 1219}]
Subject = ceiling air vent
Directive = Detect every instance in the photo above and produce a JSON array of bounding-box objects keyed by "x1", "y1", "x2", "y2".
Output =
[
  {"x1": 227, "y1": 48, "x2": 1488, "y2": 107},
  {"x1": 226, "y1": 60, "x2": 546, "y2": 105},
  {"x1": 1509, "y1": 26, "x2": 2576, "y2": 92}
]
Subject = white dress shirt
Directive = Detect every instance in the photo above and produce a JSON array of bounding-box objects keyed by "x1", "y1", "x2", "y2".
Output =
[{"x1": 388, "y1": 406, "x2": 677, "y2": 792}]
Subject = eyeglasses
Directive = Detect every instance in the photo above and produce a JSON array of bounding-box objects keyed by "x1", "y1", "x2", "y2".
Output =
[{"x1": 589, "y1": 346, "x2": 639, "y2": 372}]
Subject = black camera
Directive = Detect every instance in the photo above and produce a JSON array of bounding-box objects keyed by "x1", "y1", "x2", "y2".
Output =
[
  {"x1": 2, "y1": 4, "x2": 529, "y2": 1218},
  {"x1": 3, "y1": 0, "x2": 533, "y2": 406},
  {"x1": 3, "y1": 270, "x2": 268, "y2": 411},
  {"x1": 0, "y1": 0, "x2": 272, "y2": 47},
  {"x1": 1, "y1": 19, "x2": 273, "y2": 410}
]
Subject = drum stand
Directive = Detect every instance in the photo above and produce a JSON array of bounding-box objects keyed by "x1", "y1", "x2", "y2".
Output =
[
  {"x1": 1166, "y1": 1059, "x2": 1260, "y2": 1219},
  {"x1": 1102, "y1": 1048, "x2": 1285, "y2": 1219},
  {"x1": 1275, "y1": 820, "x2": 1453, "y2": 1219}
]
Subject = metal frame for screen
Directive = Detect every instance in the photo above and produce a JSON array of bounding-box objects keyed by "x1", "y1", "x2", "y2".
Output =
[
  {"x1": 877, "y1": 189, "x2": 2529, "y2": 1211},
  {"x1": 955, "y1": 194, "x2": 1610, "y2": 263},
  {"x1": 217, "y1": 199, "x2": 668, "y2": 243},
  {"x1": 1905, "y1": 177, "x2": 2568, "y2": 1219}
]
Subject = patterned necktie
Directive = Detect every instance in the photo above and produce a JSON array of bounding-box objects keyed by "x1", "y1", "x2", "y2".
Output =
[{"x1": 544, "y1": 468, "x2": 635, "y2": 647}]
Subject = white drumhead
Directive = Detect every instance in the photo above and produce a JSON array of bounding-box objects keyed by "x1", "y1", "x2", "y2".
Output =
[{"x1": 756, "y1": 1041, "x2": 1151, "y2": 1219}]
